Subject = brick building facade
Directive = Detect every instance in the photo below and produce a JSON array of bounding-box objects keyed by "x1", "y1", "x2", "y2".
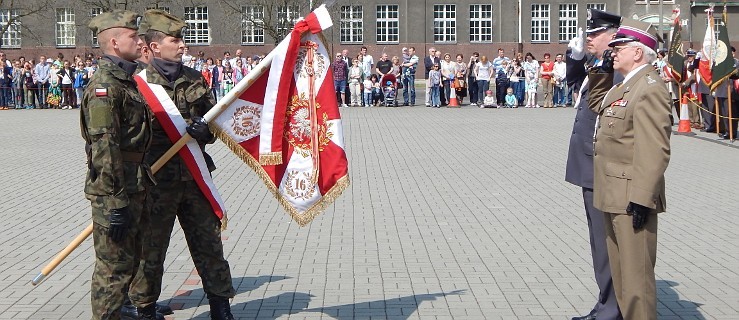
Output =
[{"x1": 1, "y1": 0, "x2": 737, "y2": 65}]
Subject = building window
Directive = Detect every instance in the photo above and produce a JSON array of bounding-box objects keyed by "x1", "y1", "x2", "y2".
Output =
[
  {"x1": 0, "y1": 9, "x2": 21, "y2": 48},
  {"x1": 277, "y1": 5, "x2": 299, "y2": 40},
  {"x1": 146, "y1": 4, "x2": 170, "y2": 12},
  {"x1": 469, "y1": 4, "x2": 493, "y2": 43},
  {"x1": 376, "y1": 5, "x2": 399, "y2": 43},
  {"x1": 433, "y1": 4, "x2": 456, "y2": 43},
  {"x1": 184, "y1": 6, "x2": 210, "y2": 45},
  {"x1": 340, "y1": 5, "x2": 363, "y2": 44},
  {"x1": 90, "y1": 8, "x2": 102, "y2": 47},
  {"x1": 531, "y1": 4, "x2": 550, "y2": 42},
  {"x1": 636, "y1": 0, "x2": 675, "y2": 4},
  {"x1": 241, "y1": 5, "x2": 264, "y2": 45},
  {"x1": 586, "y1": 3, "x2": 606, "y2": 11},
  {"x1": 56, "y1": 8, "x2": 76, "y2": 47},
  {"x1": 558, "y1": 4, "x2": 577, "y2": 43}
]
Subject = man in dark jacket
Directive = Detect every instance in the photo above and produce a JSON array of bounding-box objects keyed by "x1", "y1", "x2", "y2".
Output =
[{"x1": 564, "y1": 8, "x2": 623, "y2": 320}]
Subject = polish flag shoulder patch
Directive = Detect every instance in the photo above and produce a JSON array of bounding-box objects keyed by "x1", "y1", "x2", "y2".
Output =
[{"x1": 95, "y1": 88, "x2": 108, "y2": 97}]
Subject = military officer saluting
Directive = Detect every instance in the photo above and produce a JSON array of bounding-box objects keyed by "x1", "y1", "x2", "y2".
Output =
[
  {"x1": 81, "y1": 10, "x2": 154, "y2": 320},
  {"x1": 590, "y1": 19, "x2": 672, "y2": 320},
  {"x1": 128, "y1": 10, "x2": 236, "y2": 320},
  {"x1": 565, "y1": 8, "x2": 623, "y2": 320}
]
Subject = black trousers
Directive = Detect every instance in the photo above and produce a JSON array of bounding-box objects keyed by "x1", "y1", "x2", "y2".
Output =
[{"x1": 582, "y1": 188, "x2": 622, "y2": 319}]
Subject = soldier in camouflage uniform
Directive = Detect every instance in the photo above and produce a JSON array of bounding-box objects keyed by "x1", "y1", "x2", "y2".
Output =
[
  {"x1": 81, "y1": 10, "x2": 154, "y2": 320},
  {"x1": 128, "y1": 10, "x2": 236, "y2": 320}
]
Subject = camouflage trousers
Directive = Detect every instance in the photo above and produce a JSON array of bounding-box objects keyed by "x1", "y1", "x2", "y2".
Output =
[
  {"x1": 90, "y1": 191, "x2": 150, "y2": 320},
  {"x1": 129, "y1": 180, "x2": 235, "y2": 307}
]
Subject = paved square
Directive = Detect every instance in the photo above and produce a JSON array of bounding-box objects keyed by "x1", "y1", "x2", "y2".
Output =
[{"x1": 0, "y1": 106, "x2": 737, "y2": 319}]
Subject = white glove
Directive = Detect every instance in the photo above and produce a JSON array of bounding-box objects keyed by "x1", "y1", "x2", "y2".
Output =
[{"x1": 568, "y1": 27, "x2": 586, "y2": 61}]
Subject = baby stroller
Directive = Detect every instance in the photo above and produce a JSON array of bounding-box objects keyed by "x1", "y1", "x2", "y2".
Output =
[{"x1": 380, "y1": 74, "x2": 399, "y2": 107}]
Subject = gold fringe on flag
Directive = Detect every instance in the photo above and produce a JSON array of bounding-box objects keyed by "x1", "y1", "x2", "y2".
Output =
[{"x1": 211, "y1": 127, "x2": 349, "y2": 226}]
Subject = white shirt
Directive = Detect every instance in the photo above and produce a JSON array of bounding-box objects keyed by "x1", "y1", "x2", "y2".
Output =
[{"x1": 553, "y1": 61, "x2": 567, "y2": 81}]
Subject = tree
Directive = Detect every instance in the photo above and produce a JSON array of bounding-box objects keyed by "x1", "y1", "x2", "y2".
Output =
[
  {"x1": 0, "y1": 0, "x2": 53, "y2": 48},
  {"x1": 216, "y1": 0, "x2": 345, "y2": 44}
]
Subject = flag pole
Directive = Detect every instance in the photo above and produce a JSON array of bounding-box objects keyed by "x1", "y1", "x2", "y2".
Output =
[
  {"x1": 32, "y1": 3, "x2": 334, "y2": 286},
  {"x1": 729, "y1": 84, "x2": 734, "y2": 142}
]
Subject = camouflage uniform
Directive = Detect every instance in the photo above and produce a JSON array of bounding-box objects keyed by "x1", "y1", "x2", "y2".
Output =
[
  {"x1": 129, "y1": 11, "x2": 234, "y2": 307},
  {"x1": 81, "y1": 11, "x2": 153, "y2": 319}
]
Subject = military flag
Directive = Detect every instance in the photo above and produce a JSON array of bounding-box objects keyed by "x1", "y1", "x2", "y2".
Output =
[
  {"x1": 667, "y1": 7, "x2": 684, "y2": 82},
  {"x1": 206, "y1": 5, "x2": 349, "y2": 226},
  {"x1": 699, "y1": 7, "x2": 715, "y2": 86},
  {"x1": 710, "y1": 6, "x2": 737, "y2": 91}
]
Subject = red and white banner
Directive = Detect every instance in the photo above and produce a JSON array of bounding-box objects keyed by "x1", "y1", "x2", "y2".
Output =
[
  {"x1": 699, "y1": 8, "x2": 714, "y2": 86},
  {"x1": 133, "y1": 70, "x2": 227, "y2": 221},
  {"x1": 207, "y1": 5, "x2": 349, "y2": 226}
]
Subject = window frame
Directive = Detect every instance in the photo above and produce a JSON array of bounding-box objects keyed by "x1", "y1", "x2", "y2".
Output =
[
  {"x1": 469, "y1": 4, "x2": 493, "y2": 43},
  {"x1": 339, "y1": 5, "x2": 363, "y2": 44},
  {"x1": 558, "y1": 3, "x2": 577, "y2": 43},
  {"x1": 55, "y1": 8, "x2": 76, "y2": 48},
  {"x1": 376, "y1": 4, "x2": 399, "y2": 44},
  {"x1": 531, "y1": 3, "x2": 550, "y2": 43},
  {"x1": 241, "y1": 5, "x2": 265, "y2": 45},
  {"x1": 0, "y1": 9, "x2": 21, "y2": 48},
  {"x1": 183, "y1": 6, "x2": 210, "y2": 46},
  {"x1": 90, "y1": 7, "x2": 102, "y2": 48},
  {"x1": 277, "y1": 5, "x2": 300, "y2": 40},
  {"x1": 433, "y1": 4, "x2": 456, "y2": 44}
]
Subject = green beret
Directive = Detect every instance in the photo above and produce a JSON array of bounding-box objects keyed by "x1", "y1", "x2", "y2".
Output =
[
  {"x1": 140, "y1": 9, "x2": 188, "y2": 38},
  {"x1": 88, "y1": 9, "x2": 142, "y2": 33}
]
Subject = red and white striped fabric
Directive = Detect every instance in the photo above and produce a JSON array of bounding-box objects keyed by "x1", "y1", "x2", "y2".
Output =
[
  {"x1": 134, "y1": 70, "x2": 227, "y2": 221},
  {"x1": 699, "y1": 8, "x2": 714, "y2": 86},
  {"x1": 209, "y1": 5, "x2": 348, "y2": 226}
]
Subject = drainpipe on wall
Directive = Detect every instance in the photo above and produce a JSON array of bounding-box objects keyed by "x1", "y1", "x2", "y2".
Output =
[{"x1": 517, "y1": 0, "x2": 522, "y2": 54}]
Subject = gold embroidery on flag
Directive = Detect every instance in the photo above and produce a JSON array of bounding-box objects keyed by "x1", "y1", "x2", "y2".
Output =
[
  {"x1": 259, "y1": 152, "x2": 282, "y2": 165},
  {"x1": 231, "y1": 105, "x2": 261, "y2": 138},
  {"x1": 285, "y1": 93, "x2": 332, "y2": 157},
  {"x1": 284, "y1": 170, "x2": 317, "y2": 200}
]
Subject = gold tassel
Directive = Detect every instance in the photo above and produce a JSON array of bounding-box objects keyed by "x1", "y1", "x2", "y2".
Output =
[{"x1": 220, "y1": 211, "x2": 228, "y2": 231}]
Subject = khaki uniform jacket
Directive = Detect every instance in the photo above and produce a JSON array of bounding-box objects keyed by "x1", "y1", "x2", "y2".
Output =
[
  {"x1": 589, "y1": 65, "x2": 671, "y2": 214},
  {"x1": 143, "y1": 63, "x2": 217, "y2": 184},
  {"x1": 81, "y1": 58, "x2": 152, "y2": 210}
]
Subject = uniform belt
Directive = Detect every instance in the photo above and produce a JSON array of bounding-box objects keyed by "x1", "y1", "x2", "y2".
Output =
[{"x1": 121, "y1": 151, "x2": 145, "y2": 163}]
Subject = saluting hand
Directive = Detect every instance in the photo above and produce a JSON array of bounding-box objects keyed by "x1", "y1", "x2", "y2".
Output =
[{"x1": 568, "y1": 27, "x2": 586, "y2": 60}]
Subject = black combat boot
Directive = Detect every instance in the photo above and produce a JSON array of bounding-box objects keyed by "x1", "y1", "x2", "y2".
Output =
[
  {"x1": 137, "y1": 304, "x2": 165, "y2": 320},
  {"x1": 208, "y1": 297, "x2": 235, "y2": 320}
]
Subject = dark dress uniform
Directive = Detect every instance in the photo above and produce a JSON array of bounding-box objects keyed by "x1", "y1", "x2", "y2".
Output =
[
  {"x1": 564, "y1": 9, "x2": 622, "y2": 320},
  {"x1": 81, "y1": 10, "x2": 153, "y2": 320}
]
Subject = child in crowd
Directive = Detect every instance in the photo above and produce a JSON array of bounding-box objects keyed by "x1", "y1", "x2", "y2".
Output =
[
  {"x1": 363, "y1": 76, "x2": 373, "y2": 107},
  {"x1": 481, "y1": 90, "x2": 496, "y2": 108},
  {"x1": 428, "y1": 64, "x2": 441, "y2": 108},
  {"x1": 504, "y1": 87, "x2": 518, "y2": 108}
]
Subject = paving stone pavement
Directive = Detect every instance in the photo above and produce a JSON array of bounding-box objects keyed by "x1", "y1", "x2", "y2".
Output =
[{"x1": 0, "y1": 106, "x2": 737, "y2": 320}]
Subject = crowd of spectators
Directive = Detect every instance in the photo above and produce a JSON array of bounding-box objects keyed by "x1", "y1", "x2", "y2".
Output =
[
  {"x1": 0, "y1": 47, "x2": 267, "y2": 110},
  {"x1": 1, "y1": 46, "x2": 576, "y2": 111},
  {"x1": 331, "y1": 46, "x2": 576, "y2": 108},
  {"x1": 0, "y1": 52, "x2": 95, "y2": 110}
]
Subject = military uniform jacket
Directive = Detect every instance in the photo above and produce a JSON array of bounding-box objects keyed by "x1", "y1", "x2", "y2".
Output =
[
  {"x1": 144, "y1": 63, "x2": 216, "y2": 184},
  {"x1": 590, "y1": 65, "x2": 671, "y2": 214},
  {"x1": 81, "y1": 58, "x2": 152, "y2": 209},
  {"x1": 564, "y1": 55, "x2": 620, "y2": 189}
]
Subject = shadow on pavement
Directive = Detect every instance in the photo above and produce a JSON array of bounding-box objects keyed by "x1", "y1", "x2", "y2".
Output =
[
  {"x1": 300, "y1": 289, "x2": 466, "y2": 319},
  {"x1": 658, "y1": 280, "x2": 705, "y2": 319}
]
